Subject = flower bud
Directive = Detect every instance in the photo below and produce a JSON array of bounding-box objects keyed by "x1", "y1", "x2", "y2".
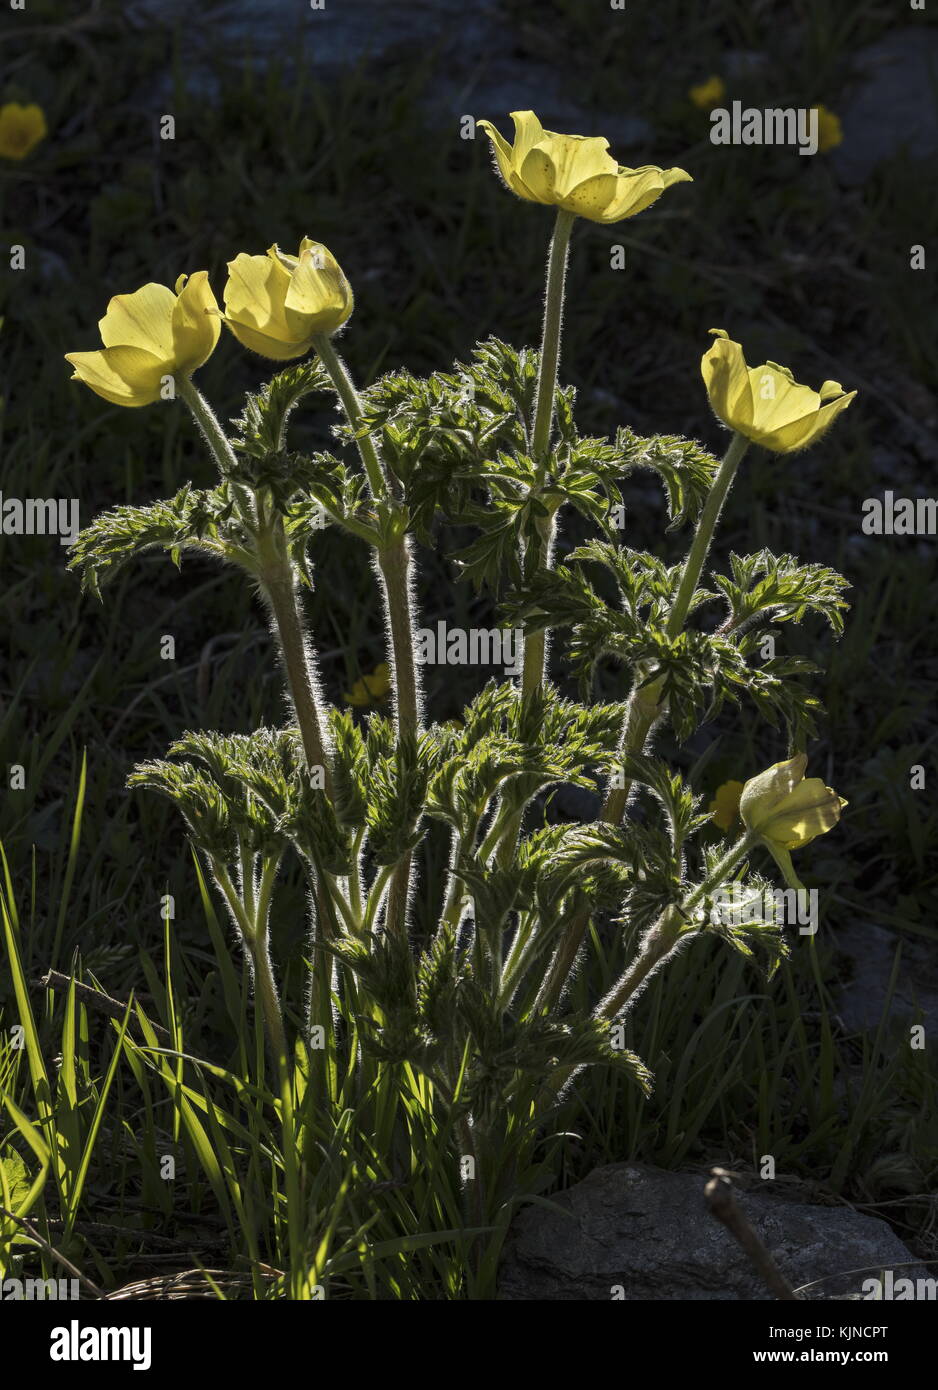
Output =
[
  {"x1": 740, "y1": 753, "x2": 846, "y2": 888},
  {"x1": 223, "y1": 238, "x2": 353, "y2": 360}
]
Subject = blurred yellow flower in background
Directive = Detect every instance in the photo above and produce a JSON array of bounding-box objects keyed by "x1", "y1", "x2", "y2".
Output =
[
  {"x1": 0, "y1": 102, "x2": 47, "y2": 160},
  {"x1": 709, "y1": 779, "x2": 744, "y2": 831},
  {"x1": 689, "y1": 77, "x2": 726, "y2": 111},
  {"x1": 344, "y1": 662, "x2": 391, "y2": 707},
  {"x1": 812, "y1": 105, "x2": 843, "y2": 154}
]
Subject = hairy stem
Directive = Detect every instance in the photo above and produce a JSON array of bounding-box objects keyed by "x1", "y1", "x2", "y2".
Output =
[
  {"x1": 539, "y1": 434, "x2": 750, "y2": 1008},
  {"x1": 522, "y1": 209, "x2": 575, "y2": 695},
  {"x1": 596, "y1": 835, "x2": 753, "y2": 1020},
  {"x1": 313, "y1": 335, "x2": 386, "y2": 497},
  {"x1": 213, "y1": 858, "x2": 287, "y2": 1064},
  {"x1": 666, "y1": 431, "x2": 749, "y2": 641},
  {"x1": 314, "y1": 334, "x2": 421, "y2": 939},
  {"x1": 531, "y1": 210, "x2": 575, "y2": 468},
  {"x1": 261, "y1": 566, "x2": 333, "y2": 798},
  {"x1": 538, "y1": 836, "x2": 753, "y2": 1110},
  {"x1": 374, "y1": 537, "x2": 421, "y2": 737},
  {"x1": 176, "y1": 376, "x2": 256, "y2": 521}
]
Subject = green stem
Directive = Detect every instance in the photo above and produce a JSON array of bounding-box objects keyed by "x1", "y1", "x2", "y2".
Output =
[
  {"x1": 252, "y1": 926, "x2": 289, "y2": 1065},
  {"x1": 537, "y1": 836, "x2": 754, "y2": 1111},
  {"x1": 521, "y1": 209, "x2": 575, "y2": 696},
  {"x1": 602, "y1": 431, "x2": 749, "y2": 824},
  {"x1": 314, "y1": 334, "x2": 421, "y2": 940},
  {"x1": 520, "y1": 512, "x2": 557, "y2": 699},
  {"x1": 539, "y1": 434, "x2": 750, "y2": 1010},
  {"x1": 255, "y1": 854, "x2": 281, "y2": 943},
  {"x1": 213, "y1": 858, "x2": 288, "y2": 1064},
  {"x1": 347, "y1": 828, "x2": 365, "y2": 925},
  {"x1": 176, "y1": 376, "x2": 256, "y2": 521},
  {"x1": 176, "y1": 376, "x2": 238, "y2": 471},
  {"x1": 313, "y1": 335, "x2": 386, "y2": 498},
  {"x1": 666, "y1": 431, "x2": 749, "y2": 640},
  {"x1": 261, "y1": 565, "x2": 333, "y2": 798},
  {"x1": 531, "y1": 210, "x2": 575, "y2": 468},
  {"x1": 363, "y1": 865, "x2": 394, "y2": 934},
  {"x1": 596, "y1": 835, "x2": 753, "y2": 1021},
  {"x1": 375, "y1": 538, "x2": 420, "y2": 737}
]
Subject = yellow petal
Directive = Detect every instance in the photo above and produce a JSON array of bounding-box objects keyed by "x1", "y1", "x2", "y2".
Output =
[
  {"x1": 600, "y1": 166, "x2": 693, "y2": 222},
  {"x1": 739, "y1": 754, "x2": 808, "y2": 835},
  {"x1": 540, "y1": 132, "x2": 617, "y2": 198},
  {"x1": 477, "y1": 117, "x2": 539, "y2": 201},
  {"x1": 769, "y1": 389, "x2": 857, "y2": 454},
  {"x1": 517, "y1": 143, "x2": 559, "y2": 203},
  {"x1": 554, "y1": 171, "x2": 620, "y2": 219},
  {"x1": 762, "y1": 778, "x2": 845, "y2": 849},
  {"x1": 284, "y1": 242, "x2": 354, "y2": 335},
  {"x1": 363, "y1": 662, "x2": 391, "y2": 697},
  {"x1": 171, "y1": 270, "x2": 221, "y2": 374},
  {"x1": 224, "y1": 251, "x2": 295, "y2": 342},
  {"x1": 507, "y1": 110, "x2": 548, "y2": 166},
  {"x1": 65, "y1": 346, "x2": 167, "y2": 407},
  {"x1": 98, "y1": 283, "x2": 177, "y2": 357},
  {"x1": 701, "y1": 330, "x2": 754, "y2": 431},
  {"x1": 747, "y1": 367, "x2": 821, "y2": 437},
  {"x1": 225, "y1": 318, "x2": 315, "y2": 361}
]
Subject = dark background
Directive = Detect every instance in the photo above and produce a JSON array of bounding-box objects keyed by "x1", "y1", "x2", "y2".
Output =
[{"x1": 2, "y1": 0, "x2": 937, "y2": 1256}]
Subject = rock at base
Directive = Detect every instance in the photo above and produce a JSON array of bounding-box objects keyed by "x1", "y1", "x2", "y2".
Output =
[{"x1": 498, "y1": 1162, "x2": 919, "y2": 1300}]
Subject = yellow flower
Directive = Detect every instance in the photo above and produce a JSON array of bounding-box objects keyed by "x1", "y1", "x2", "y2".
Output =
[
  {"x1": 65, "y1": 272, "x2": 220, "y2": 407},
  {"x1": 476, "y1": 110, "x2": 692, "y2": 224},
  {"x1": 701, "y1": 329, "x2": 856, "y2": 453},
  {"x1": 812, "y1": 104, "x2": 843, "y2": 154},
  {"x1": 740, "y1": 753, "x2": 846, "y2": 888},
  {"x1": 223, "y1": 238, "x2": 353, "y2": 360},
  {"x1": 709, "y1": 779, "x2": 744, "y2": 832},
  {"x1": 344, "y1": 662, "x2": 391, "y2": 707},
  {"x1": 0, "y1": 102, "x2": 47, "y2": 160},
  {"x1": 689, "y1": 77, "x2": 726, "y2": 111}
]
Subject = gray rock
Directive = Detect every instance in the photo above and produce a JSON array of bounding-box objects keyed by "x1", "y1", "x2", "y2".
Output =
[
  {"x1": 834, "y1": 921, "x2": 938, "y2": 1036},
  {"x1": 133, "y1": 0, "x2": 654, "y2": 149},
  {"x1": 831, "y1": 28, "x2": 938, "y2": 184},
  {"x1": 498, "y1": 1162, "x2": 920, "y2": 1300}
]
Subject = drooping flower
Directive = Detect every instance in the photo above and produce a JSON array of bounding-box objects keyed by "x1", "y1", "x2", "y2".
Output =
[
  {"x1": 477, "y1": 110, "x2": 692, "y2": 224},
  {"x1": 701, "y1": 329, "x2": 856, "y2": 453},
  {"x1": 223, "y1": 239, "x2": 353, "y2": 360},
  {"x1": 65, "y1": 272, "x2": 220, "y2": 407},
  {"x1": 0, "y1": 102, "x2": 47, "y2": 160},
  {"x1": 740, "y1": 753, "x2": 845, "y2": 887}
]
